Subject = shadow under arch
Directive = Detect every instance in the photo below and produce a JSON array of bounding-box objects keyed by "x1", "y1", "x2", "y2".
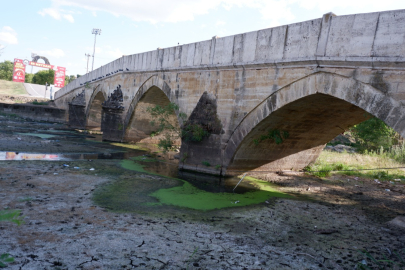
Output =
[
  {"x1": 85, "y1": 85, "x2": 105, "y2": 130},
  {"x1": 223, "y1": 72, "x2": 405, "y2": 174},
  {"x1": 122, "y1": 75, "x2": 182, "y2": 144}
]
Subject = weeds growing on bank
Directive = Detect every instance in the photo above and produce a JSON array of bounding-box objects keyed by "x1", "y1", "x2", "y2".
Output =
[
  {"x1": 356, "y1": 249, "x2": 405, "y2": 270},
  {"x1": 305, "y1": 150, "x2": 405, "y2": 180}
]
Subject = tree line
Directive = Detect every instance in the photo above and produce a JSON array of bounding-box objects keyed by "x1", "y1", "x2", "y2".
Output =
[{"x1": 0, "y1": 60, "x2": 80, "y2": 86}]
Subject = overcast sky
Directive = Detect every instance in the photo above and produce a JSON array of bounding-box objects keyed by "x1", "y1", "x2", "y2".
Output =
[{"x1": 0, "y1": 0, "x2": 404, "y2": 76}]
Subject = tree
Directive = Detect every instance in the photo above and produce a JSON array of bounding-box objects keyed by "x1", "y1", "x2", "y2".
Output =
[
  {"x1": 25, "y1": 73, "x2": 34, "y2": 83},
  {"x1": 65, "y1": 75, "x2": 77, "y2": 85},
  {"x1": 31, "y1": 69, "x2": 54, "y2": 85},
  {"x1": 351, "y1": 117, "x2": 400, "y2": 151},
  {"x1": 0, "y1": 60, "x2": 13, "y2": 81}
]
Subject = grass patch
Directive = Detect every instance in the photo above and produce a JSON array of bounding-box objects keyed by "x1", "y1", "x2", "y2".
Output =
[
  {"x1": 0, "y1": 80, "x2": 27, "y2": 95},
  {"x1": 0, "y1": 209, "x2": 23, "y2": 225},
  {"x1": 306, "y1": 151, "x2": 405, "y2": 181},
  {"x1": 32, "y1": 101, "x2": 49, "y2": 106}
]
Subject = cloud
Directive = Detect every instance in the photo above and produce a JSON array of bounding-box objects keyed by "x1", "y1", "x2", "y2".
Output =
[
  {"x1": 216, "y1": 21, "x2": 226, "y2": 26},
  {"x1": 0, "y1": 26, "x2": 18, "y2": 44},
  {"x1": 107, "y1": 48, "x2": 124, "y2": 58},
  {"x1": 38, "y1": 8, "x2": 75, "y2": 23},
  {"x1": 85, "y1": 46, "x2": 102, "y2": 54},
  {"x1": 42, "y1": 0, "x2": 405, "y2": 26},
  {"x1": 36, "y1": 48, "x2": 66, "y2": 58}
]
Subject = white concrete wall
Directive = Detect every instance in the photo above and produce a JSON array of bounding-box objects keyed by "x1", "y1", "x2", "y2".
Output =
[{"x1": 56, "y1": 9, "x2": 405, "y2": 99}]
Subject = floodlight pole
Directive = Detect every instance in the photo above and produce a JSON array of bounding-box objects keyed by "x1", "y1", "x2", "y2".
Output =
[
  {"x1": 91, "y1": 28, "x2": 101, "y2": 72},
  {"x1": 85, "y1": 53, "x2": 91, "y2": 73}
]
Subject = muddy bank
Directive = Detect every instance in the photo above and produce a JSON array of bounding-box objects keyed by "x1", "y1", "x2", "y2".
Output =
[{"x1": 0, "y1": 116, "x2": 405, "y2": 269}]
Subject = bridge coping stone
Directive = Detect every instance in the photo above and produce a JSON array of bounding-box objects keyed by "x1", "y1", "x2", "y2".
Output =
[{"x1": 56, "y1": 9, "x2": 405, "y2": 100}]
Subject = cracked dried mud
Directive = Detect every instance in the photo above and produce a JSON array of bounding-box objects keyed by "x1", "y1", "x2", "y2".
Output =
[{"x1": 1, "y1": 115, "x2": 405, "y2": 270}]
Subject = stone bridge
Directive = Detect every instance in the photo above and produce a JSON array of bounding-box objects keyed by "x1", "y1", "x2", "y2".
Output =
[{"x1": 55, "y1": 10, "x2": 405, "y2": 176}]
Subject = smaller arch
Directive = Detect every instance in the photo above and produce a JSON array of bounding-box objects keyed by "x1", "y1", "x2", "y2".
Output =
[
  {"x1": 123, "y1": 75, "x2": 176, "y2": 129},
  {"x1": 85, "y1": 85, "x2": 106, "y2": 130},
  {"x1": 122, "y1": 75, "x2": 182, "y2": 144}
]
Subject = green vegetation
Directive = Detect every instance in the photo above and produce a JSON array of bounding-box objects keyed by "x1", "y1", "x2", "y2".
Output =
[
  {"x1": 305, "y1": 150, "x2": 405, "y2": 181},
  {"x1": 181, "y1": 123, "x2": 209, "y2": 142},
  {"x1": 351, "y1": 117, "x2": 400, "y2": 152},
  {"x1": 202, "y1": 161, "x2": 211, "y2": 167},
  {"x1": 0, "y1": 253, "x2": 14, "y2": 268},
  {"x1": 0, "y1": 209, "x2": 23, "y2": 225},
  {"x1": 32, "y1": 100, "x2": 49, "y2": 106},
  {"x1": 356, "y1": 249, "x2": 405, "y2": 270},
  {"x1": 0, "y1": 79, "x2": 28, "y2": 95},
  {"x1": 32, "y1": 69, "x2": 54, "y2": 86},
  {"x1": 147, "y1": 102, "x2": 215, "y2": 152},
  {"x1": 253, "y1": 129, "x2": 289, "y2": 146},
  {"x1": 147, "y1": 103, "x2": 186, "y2": 152},
  {"x1": 0, "y1": 209, "x2": 22, "y2": 267},
  {"x1": 24, "y1": 73, "x2": 34, "y2": 83},
  {"x1": 0, "y1": 61, "x2": 13, "y2": 81},
  {"x1": 65, "y1": 75, "x2": 77, "y2": 86}
]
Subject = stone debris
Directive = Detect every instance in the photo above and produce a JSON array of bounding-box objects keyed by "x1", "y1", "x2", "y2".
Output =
[
  {"x1": 387, "y1": 216, "x2": 405, "y2": 229},
  {"x1": 324, "y1": 144, "x2": 356, "y2": 153}
]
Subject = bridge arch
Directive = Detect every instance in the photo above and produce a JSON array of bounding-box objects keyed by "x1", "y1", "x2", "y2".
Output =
[
  {"x1": 223, "y1": 72, "x2": 405, "y2": 173},
  {"x1": 123, "y1": 75, "x2": 182, "y2": 144},
  {"x1": 85, "y1": 85, "x2": 106, "y2": 130}
]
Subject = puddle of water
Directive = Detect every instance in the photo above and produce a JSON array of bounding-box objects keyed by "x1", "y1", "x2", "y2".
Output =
[
  {"x1": 2, "y1": 122, "x2": 296, "y2": 212},
  {"x1": 0, "y1": 150, "x2": 147, "y2": 161},
  {"x1": 117, "y1": 158, "x2": 293, "y2": 211},
  {"x1": 16, "y1": 132, "x2": 58, "y2": 139}
]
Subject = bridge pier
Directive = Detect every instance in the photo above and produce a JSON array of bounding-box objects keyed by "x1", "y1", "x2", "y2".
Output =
[
  {"x1": 101, "y1": 85, "x2": 125, "y2": 142},
  {"x1": 68, "y1": 91, "x2": 86, "y2": 129}
]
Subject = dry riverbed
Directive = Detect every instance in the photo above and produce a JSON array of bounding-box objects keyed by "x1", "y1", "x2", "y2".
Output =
[{"x1": 1, "y1": 115, "x2": 405, "y2": 270}]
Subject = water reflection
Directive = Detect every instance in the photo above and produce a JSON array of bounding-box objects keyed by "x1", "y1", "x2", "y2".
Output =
[{"x1": 0, "y1": 151, "x2": 144, "y2": 161}]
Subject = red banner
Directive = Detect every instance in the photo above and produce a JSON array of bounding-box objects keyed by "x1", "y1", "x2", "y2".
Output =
[
  {"x1": 12, "y1": 59, "x2": 26, "y2": 83},
  {"x1": 54, "y1": 66, "x2": 66, "y2": 88},
  {"x1": 29, "y1": 61, "x2": 54, "y2": 69}
]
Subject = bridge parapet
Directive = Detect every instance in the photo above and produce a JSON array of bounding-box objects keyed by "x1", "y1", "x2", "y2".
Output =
[{"x1": 56, "y1": 9, "x2": 405, "y2": 100}]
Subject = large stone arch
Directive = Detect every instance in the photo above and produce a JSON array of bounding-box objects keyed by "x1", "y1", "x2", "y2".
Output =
[
  {"x1": 122, "y1": 75, "x2": 182, "y2": 144},
  {"x1": 85, "y1": 85, "x2": 106, "y2": 130},
  {"x1": 223, "y1": 72, "x2": 405, "y2": 174}
]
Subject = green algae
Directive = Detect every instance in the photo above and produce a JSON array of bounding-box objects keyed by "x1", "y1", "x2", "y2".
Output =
[
  {"x1": 120, "y1": 159, "x2": 147, "y2": 173},
  {"x1": 94, "y1": 159, "x2": 293, "y2": 213},
  {"x1": 149, "y1": 178, "x2": 292, "y2": 211}
]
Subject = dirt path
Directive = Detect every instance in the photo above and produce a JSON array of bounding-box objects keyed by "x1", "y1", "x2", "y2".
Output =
[{"x1": 0, "y1": 116, "x2": 405, "y2": 269}]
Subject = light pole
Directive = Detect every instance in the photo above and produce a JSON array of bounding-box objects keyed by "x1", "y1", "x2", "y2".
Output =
[
  {"x1": 91, "y1": 28, "x2": 101, "y2": 71},
  {"x1": 85, "y1": 53, "x2": 91, "y2": 73}
]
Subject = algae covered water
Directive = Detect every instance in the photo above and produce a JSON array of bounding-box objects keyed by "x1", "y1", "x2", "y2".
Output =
[{"x1": 93, "y1": 155, "x2": 294, "y2": 213}]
